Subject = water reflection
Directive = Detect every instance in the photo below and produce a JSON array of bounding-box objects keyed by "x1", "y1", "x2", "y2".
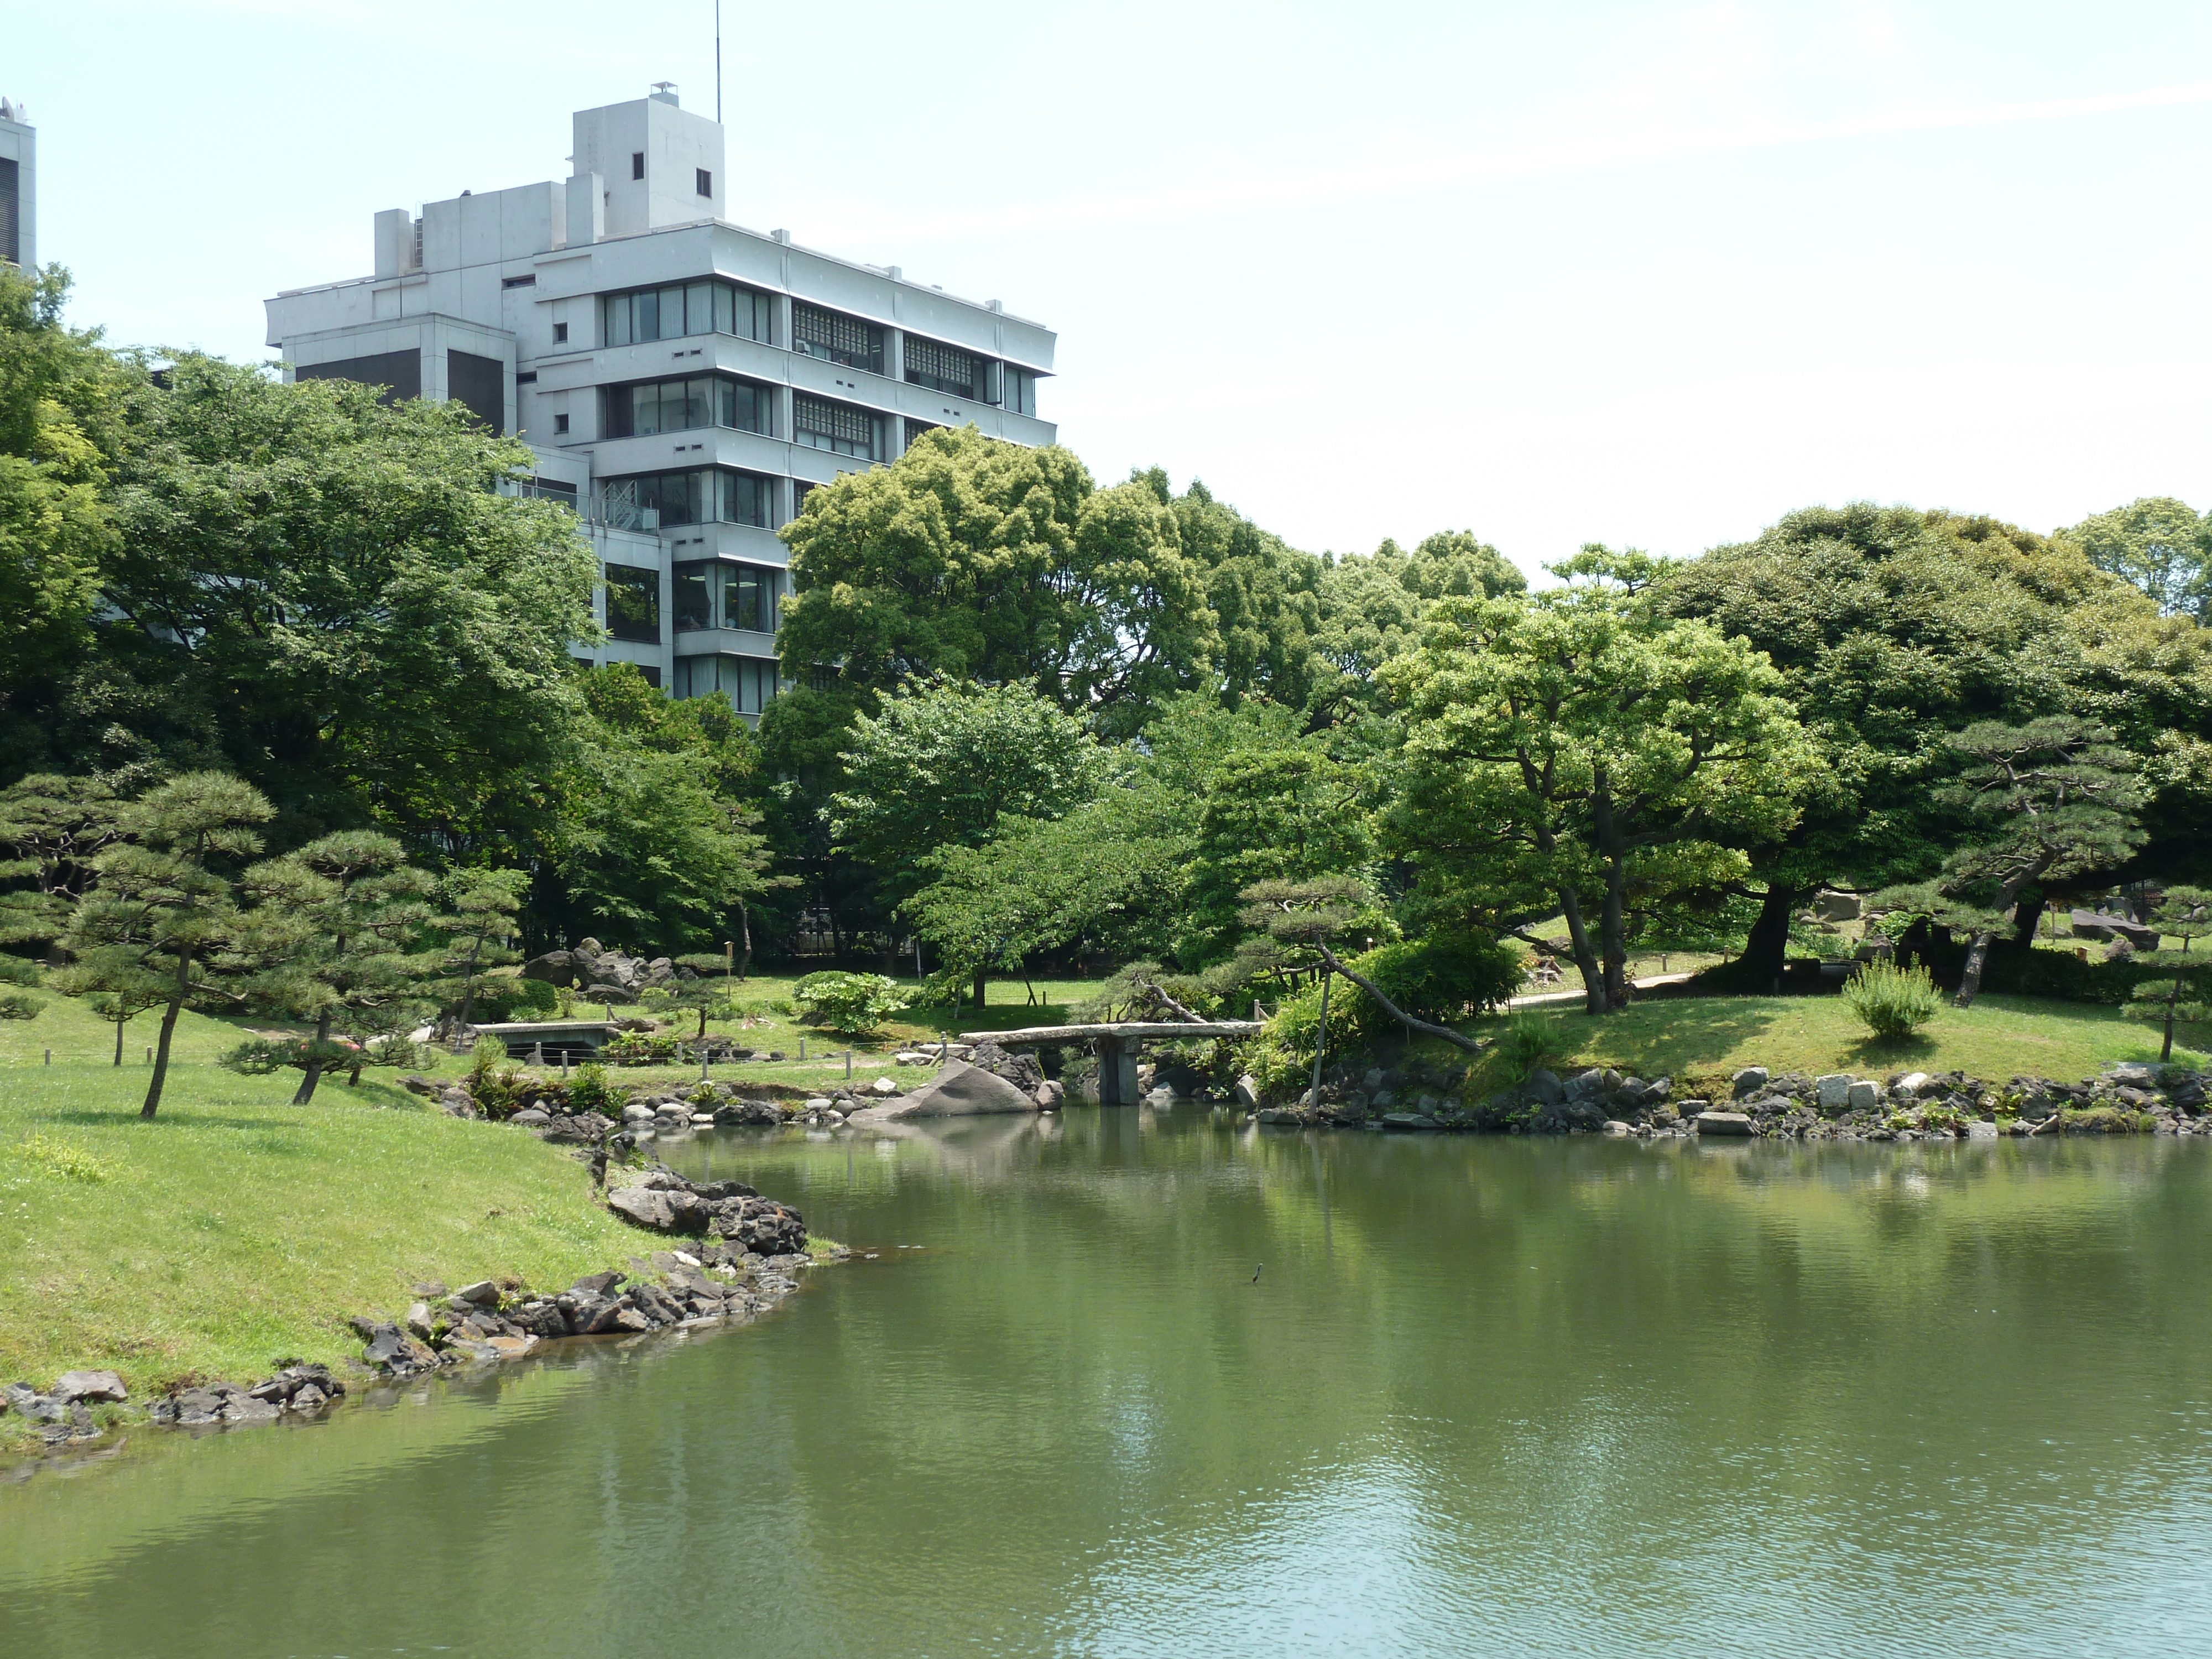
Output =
[{"x1": 6, "y1": 1118, "x2": 2211, "y2": 1658}]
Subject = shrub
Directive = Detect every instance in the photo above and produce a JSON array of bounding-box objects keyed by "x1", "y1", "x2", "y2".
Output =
[
  {"x1": 566, "y1": 1061, "x2": 619, "y2": 1115},
  {"x1": 468, "y1": 976, "x2": 558, "y2": 1022},
  {"x1": 1494, "y1": 1012, "x2": 1559, "y2": 1082},
  {"x1": 602, "y1": 1029, "x2": 679, "y2": 1066},
  {"x1": 0, "y1": 990, "x2": 43, "y2": 1020},
  {"x1": 13, "y1": 1131, "x2": 115, "y2": 1183},
  {"x1": 792, "y1": 971, "x2": 911, "y2": 1036},
  {"x1": 1843, "y1": 959, "x2": 1942, "y2": 1040}
]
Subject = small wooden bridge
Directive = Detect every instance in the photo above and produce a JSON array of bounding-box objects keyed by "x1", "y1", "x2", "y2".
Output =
[{"x1": 957, "y1": 1021, "x2": 1261, "y2": 1105}]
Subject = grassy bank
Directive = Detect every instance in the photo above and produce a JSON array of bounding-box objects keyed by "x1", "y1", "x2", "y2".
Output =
[
  {"x1": 0, "y1": 999, "x2": 638, "y2": 1428},
  {"x1": 1466, "y1": 992, "x2": 2206, "y2": 1098}
]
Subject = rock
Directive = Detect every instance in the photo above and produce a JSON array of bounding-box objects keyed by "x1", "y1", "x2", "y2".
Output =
[
  {"x1": 1815, "y1": 1074, "x2": 1851, "y2": 1110},
  {"x1": 405, "y1": 1301, "x2": 442, "y2": 1342},
  {"x1": 171, "y1": 1387, "x2": 227, "y2": 1427},
  {"x1": 690, "y1": 1112, "x2": 716, "y2": 1126},
  {"x1": 484, "y1": 1335, "x2": 536, "y2": 1360},
  {"x1": 1966, "y1": 1119, "x2": 1999, "y2": 1140},
  {"x1": 292, "y1": 1383, "x2": 329, "y2": 1410},
  {"x1": 1035, "y1": 1081, "x2": 1065, "y2": 1109},
  {"x1": 611, "y1": 1307, "x2": 654, "y2": 1334},
  {"x1": 1233, "y1": 1074, "x2": 1261, "y2": 1108},
  {"x1": 224, "y1": 1394, "x2": 282, "y2": 1425},
  {"x1": 607, "y1": 1186, "x2": 678, "y2": 1232},
  {"x1": 360, "y1": 1324, "x2": 439, "y2": 1376},
  {"x1": 1371, "y1": 1089, "x2": 1395, "y2": 1109},
  {"x1": 1846, "y1": 1081, "x2": 1880, "y2": 1111},
  {"x1": 4, "y1": 1383, "x2": 62, "y2": 1423},
  {"x1": 870, "y1": 1076, "x2": 899, "y2": 1096},
  {"x1": 2106, "y1": 1062, "x2": 2158, "y2": 1088},
  {"x1": 1526, "y1": 1069, "x2": 1565, "y2": 1106},
  {"x1": 571, "y1": 1271, "x2": 626, "y2": 1297},
  {"x1": 1381, "y1": 1112, "x2": 1442, "y2": 1131},
  {"x1": 2070, "y1": 910, "x2": 2158, "y2": 950},
  {"x1": 874, "y1": 1059, "x2": 1039, "y2": 1118},
  {"x1": 453, "y1": 1280, "x2": 503, "y2": 1308},
  {"x1": 1693, "y1": 1111, "x2": 1755, "y2": 1136},
  {"x1": 1603, "y1": 1120, "x2": 1631, "y2": 1135},
  {"x1": 510, "y1": 1108, "x2": 551, "y2": 1127},
  {"x1": 52, "y1": 1369, "x2": 127, "y2": 1405},
  {"x1": 1731, "y1": 1067, "x2": 1769, "y2": 1100},
  {"x1": 1813, "y1": 890, "x2": 1863, "y2": 921},
  {"x1": 622, "y1": 1103, "x2": 654, "y2": 1123},
  {"x1": 411, "y1": 1280, "x2": 449, "y2": 1297}
]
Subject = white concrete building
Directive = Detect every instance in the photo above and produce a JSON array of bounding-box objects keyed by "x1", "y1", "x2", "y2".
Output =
[
  {"x1": 0, "y1": 98, "x2": 34, "y2": 270},
  {"x1": 264, "y1": 89, "x2": 1056, "y2": 709}
]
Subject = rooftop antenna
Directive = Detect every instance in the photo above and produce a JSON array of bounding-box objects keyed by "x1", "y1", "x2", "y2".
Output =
[{"x1": 715, "y1": 1, "x2": 723, "y2": 124}]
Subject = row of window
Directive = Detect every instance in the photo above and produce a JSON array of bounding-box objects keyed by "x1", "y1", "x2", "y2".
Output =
[
  {"x1": 602, "y1": 374, "x2": 770, "y2": 439},
  {"x1": 675, "y1": 653, "x2": 780, "y2": 713},
  {"x1": 599, "y1": 466, "x2": 771, "y2": 531},
  {"x1": 591, "y1": 281, "x2": 1039, "y2": 414},
  {"x1": 674, "y1": 561, "x2": 778, "y2": 634},
  {"x1": 601, "y1": 279, "x2": 775, "y2": 348},
  {"x1": 605, "y1": 561, "x2": 782, "y2": 644}
]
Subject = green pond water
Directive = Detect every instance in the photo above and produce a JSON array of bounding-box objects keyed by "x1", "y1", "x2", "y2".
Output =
[{"x1": 7, "y1": 1110, "x2": 2212, "y2": 1658}]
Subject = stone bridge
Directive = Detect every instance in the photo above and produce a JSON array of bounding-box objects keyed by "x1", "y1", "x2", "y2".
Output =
[{"x1": 957, "y1": 1021, "x2": 1261, "y2": 1105}]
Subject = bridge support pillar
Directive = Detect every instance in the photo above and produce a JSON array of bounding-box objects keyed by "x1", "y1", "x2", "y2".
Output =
[{"x1": 1094, "y1": 1036, "x2": 1141, "y2": 1105}]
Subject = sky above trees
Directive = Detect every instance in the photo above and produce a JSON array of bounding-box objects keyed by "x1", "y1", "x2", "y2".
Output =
[{"x1": 8, "y1": 1, "x2": 2211, "y2": 571}]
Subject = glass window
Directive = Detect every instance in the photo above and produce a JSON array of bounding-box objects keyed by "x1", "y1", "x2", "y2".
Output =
[
  {"x1": 673, "y1": 562, "x2": 713, "y2": 632},
  {"x1": 792, "y1": 303, "x2": 883, "y2": 374},
  {"x1": 605, "y1": 564, "x2": 660, "y2": 643},
  {"x1": 726, "y1": 565, "x2": 777, "y2": 632},
  {"x1": 1004, "y1": 367, "x2": 1037, "y2": 418},
  {"x1": 903, "y1": 419, "x2": 940, "y2": 453},
  {"x1": 603, "y1": 280, "x2": 771, "y2": 348},
  {"x1": 904, "y1": 336, "x2": 982, "y2": 399},
  {"x1": 794, "y1": 394, "x2": 879, "y2": 460}
]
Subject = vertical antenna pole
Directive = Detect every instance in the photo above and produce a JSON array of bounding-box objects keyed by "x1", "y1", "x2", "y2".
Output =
[{"x1": 715, "y1": 0, "x2": 723, "y2": 124}]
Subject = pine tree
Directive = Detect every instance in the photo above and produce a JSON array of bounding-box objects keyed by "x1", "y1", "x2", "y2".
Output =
[
  {"x1": 431, "y1": 867, "x2": 529, "y2": 1030},
  {"x1": 2121, "y1": 886, "x2": 2212, "y2": 1062},
  {"x1": 1882, "y1": 719, "x2": 2146, "y2": 1008},
  {"x1": 60, "y1": 773, "x2": 275, "y2": 1118},
  {"x1": 239, "y1": 832, "x2": 436, "y2": 1103}
]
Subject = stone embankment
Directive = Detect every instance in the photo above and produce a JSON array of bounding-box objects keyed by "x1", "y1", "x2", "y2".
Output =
[{"x1": 1247, "y1": 1058, "x2": 2210, "y2": 1139}]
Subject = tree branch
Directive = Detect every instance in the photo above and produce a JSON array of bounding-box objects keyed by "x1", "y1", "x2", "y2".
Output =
[{"x1": 1312, "y1": 942, "x2": 1488, "y2": 1056}]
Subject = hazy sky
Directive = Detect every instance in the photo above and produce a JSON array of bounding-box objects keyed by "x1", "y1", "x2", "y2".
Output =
[{"x1": 7, "y1": 1, "x2": 2210, "y2": 575}]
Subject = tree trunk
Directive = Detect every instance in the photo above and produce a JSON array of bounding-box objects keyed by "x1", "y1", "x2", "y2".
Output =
[
  {"x1": 1954, "y1": 930, "x2": 1997, "y2": 1008},
  {"x1": 294, "y1": 1012, "x2": 332, "y2": 1104},
  {"x1": 1308, "y1": 969, "x2": 1332, "y2": 1108},
  {"x1": 1743, "y1": 884, "x2": 1798, "y2": 994},
  {"x1": 737, "y1": 899, "x2": 753, "y2": 982},
  {"x1": 142, "y1": 953, "x2": 190, "y2": 1120},
  {"x1": 1599, "y1": 860, "x2": 1631, "y2": 1012},
  {"x1": 1955, "y1": 864, "x2": 2048, "y2": 1008},
  {"x1": 2163, "y1": 973, "x2": 2182, "y2": 1063},
  {"x1": 972, "y1": 967, "x2": 987, "y2": 1010},
  {"x1": 1557, "y1": 888, "x2": 1605, "y2": 1016},
  {"x1": 2009, "y1": 886, "x2": 2045, "y2": 945},
  {"x1": 113, "y1": 1015, "x2": 124, "y2": 1067},
  {"x1": 458, "y1": 939, "x2": 482, "y2": 1027}
]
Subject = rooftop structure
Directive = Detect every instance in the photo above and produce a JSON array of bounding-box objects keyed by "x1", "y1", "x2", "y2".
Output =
[{"x1": 264, "y1": 89, "x2": 1057, "y2": 711}]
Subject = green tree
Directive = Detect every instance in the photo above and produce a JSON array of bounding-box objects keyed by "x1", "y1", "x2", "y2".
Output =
[
  {"x1": 1139, "y1": 471, "x2": 1323, "y2": 716},
  {"x1": 59, "y1": 771, "x2": 274, "y2": 1118},
  {"x1": 431, "y1": 865, "x2": 528, "y2": 1029},
  {"x1": 0, "y1": 771, "x2": 121, "y2": 956},
  {"x1": 1656, "y1": 504, "x2": 2160, "y2": 987},
  {"x1": 779, "y1": 427, "x2": 1217, "y2": 726},
  {"x1": 238, "y1": 831, "x2": 437, "y2": 1102},
  {"x1": 0, "y1": 265, "x2": 129, "y2": 734},
  {"x1": 2121, "y1": 885, "x2": 2212, "y2": 1062},
  {"x1": 1386, "y1": 549, "x2": 1817, "y2": 1014},
  {"x1": 1878, "y1": 719, "x2": 2146, "y2": 1007},
  {"x1": 1182, "y1": 746, "x2": 1376, "y2": 967},
  {"x1": 2061, "y1": 497, "x2": 2210, "y2": 622},
  {"x1": 92, "y1": 355, "x2": 597, "y2": 837},
  {"x1": 830, "y1": 680, "x2": 1110, "y2": 907}
]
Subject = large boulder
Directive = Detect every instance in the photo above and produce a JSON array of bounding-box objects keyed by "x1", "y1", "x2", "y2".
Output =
[
  {"x1": 520, "y1": 949, "x2": 583, "y2": 988},
  {"x1": 53, "y1": 1369, "x2": 128, "y2": 1405},
  {"x1": 881, "y1": 1059, "x2": 1040, "y2": 1118},
  {"x1": 968, "y1": 1040, "x2": 1046, "y2": 1094}
]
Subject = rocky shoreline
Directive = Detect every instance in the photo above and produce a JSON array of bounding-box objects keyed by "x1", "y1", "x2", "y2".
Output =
[{"x1": 1246, "y1": 1058, "x2": 2211, "y2": 1139}]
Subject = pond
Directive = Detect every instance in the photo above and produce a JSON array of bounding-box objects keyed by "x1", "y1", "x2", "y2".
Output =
[{"x1": 7, "y1": 1110, "x2": 2212, "y2": 1657}]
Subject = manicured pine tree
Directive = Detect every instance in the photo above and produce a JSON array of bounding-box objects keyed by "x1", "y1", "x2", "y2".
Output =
[
  {"x1": 240, "y1": 831, "x2": 437, "y2": 1103},
  {"x1": 60, "y1": 772, "x2": 275, "y2": 1119},
  {"x1": 2122, "y1": 886, "x2": 2212, "y2": 1062},
  {"x1": 431, "y1": 867, "x2": 529, "y2": 1029},
  {"x1": 1883, "y1": 719, "x2": 2146, "y2": 1009}
]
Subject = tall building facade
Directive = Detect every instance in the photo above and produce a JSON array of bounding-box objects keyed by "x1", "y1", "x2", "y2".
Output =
[
  {"x1": 263, "y1": 90, "x2": 1056, "y2": 709},
  {"x1": 0, "y1": 97, "x2": 34, "y2": 270}
]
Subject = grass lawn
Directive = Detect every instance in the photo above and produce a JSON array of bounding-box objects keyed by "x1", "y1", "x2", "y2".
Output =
[
  {"x1": 0, "y1": 995, "x2": 641, "y2": 1433},
  {"x1": 1463, "y1": 991, "x2": 2209, "y2": 1100}
]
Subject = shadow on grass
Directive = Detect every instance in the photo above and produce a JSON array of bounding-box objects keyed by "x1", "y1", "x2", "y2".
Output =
[
  {"x1": 1521, "y1": 996, "x2": 1794, "y2": 1078},
  {"x1": 1843, "y1": 1031, "x2": 1942, "y2": 1067}
]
